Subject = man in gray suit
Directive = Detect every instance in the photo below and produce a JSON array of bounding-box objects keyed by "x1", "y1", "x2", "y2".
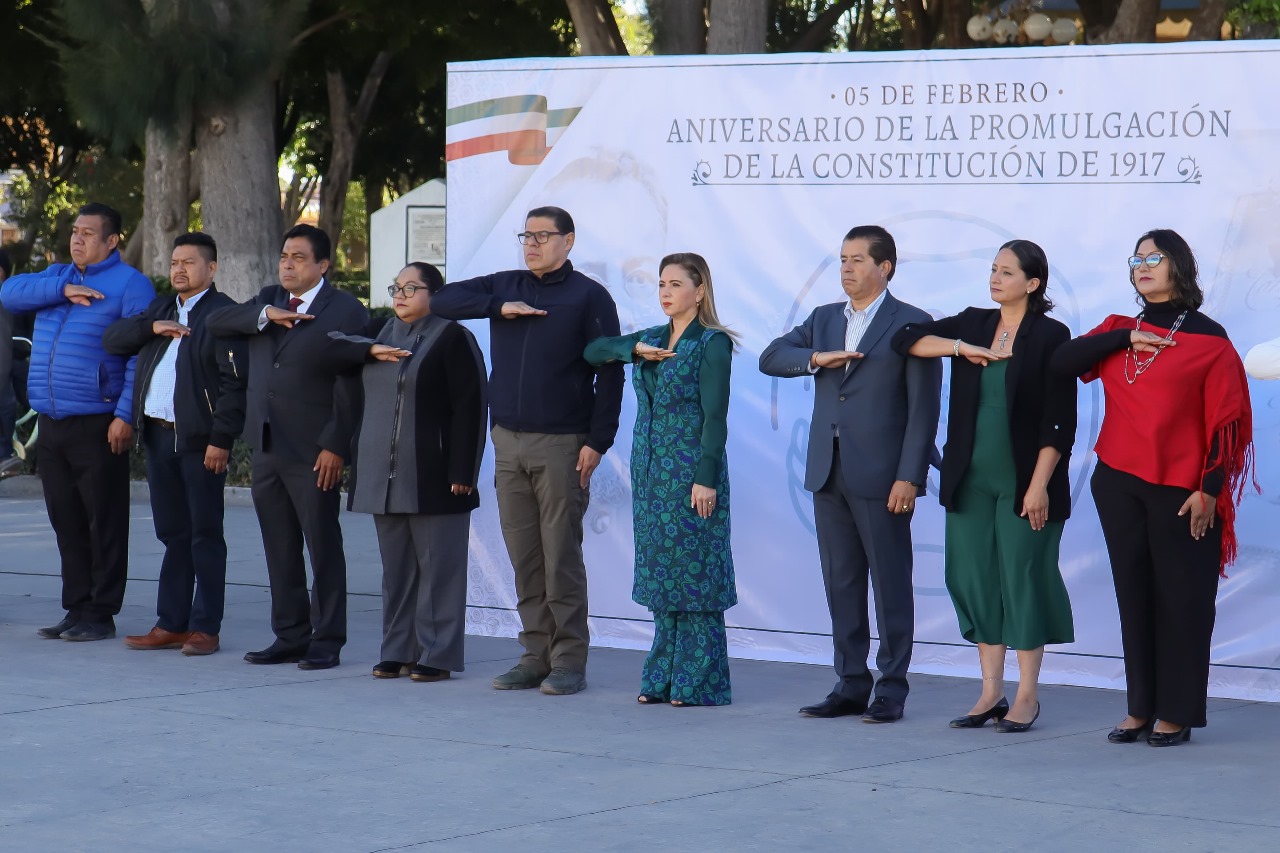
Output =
[{"x1": 760, "y1": 225, "x2": 941, "y2": 723}]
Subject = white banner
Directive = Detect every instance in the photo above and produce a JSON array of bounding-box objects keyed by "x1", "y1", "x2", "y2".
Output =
[{"x1": 447, "y1": 43, "x2": 1280, "y2": 701}]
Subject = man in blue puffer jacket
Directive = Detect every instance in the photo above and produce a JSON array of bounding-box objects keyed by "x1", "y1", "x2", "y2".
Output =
[{"x1": 1, "y1": 202, "x2": 155, "y2": 641}]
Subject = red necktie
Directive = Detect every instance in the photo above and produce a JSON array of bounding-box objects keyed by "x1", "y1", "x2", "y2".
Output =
[{"x1": 288, "y1": 296, "x2": 303, "y2": 312}]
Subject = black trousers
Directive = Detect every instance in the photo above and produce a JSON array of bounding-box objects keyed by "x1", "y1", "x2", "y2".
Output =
[
  {"x1": 36, "y1": 412, "x2": 131, "y2": 623},
  {"x1": 143, "y1": 421, "x2": 227, "y2": 634},
  {"x1": 250, "y1": 449, "x2": 347, "y2": 654},
  {"x1": 1091, "y1": 461, "x2": 1220, "y2": 727},
  {"x1": 812, "y1": 444, "x2": 916, "y2": 704}
]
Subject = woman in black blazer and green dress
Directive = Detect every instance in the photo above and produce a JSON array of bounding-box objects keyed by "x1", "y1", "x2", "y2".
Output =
[{"x1": 891, "y1": 240, "x2": 1076, "y2": 732}]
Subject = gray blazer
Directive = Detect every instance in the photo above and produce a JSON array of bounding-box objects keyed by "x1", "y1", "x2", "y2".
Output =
[{"x1": 759, "y1": 291, "x2": 941, "y2": 498}]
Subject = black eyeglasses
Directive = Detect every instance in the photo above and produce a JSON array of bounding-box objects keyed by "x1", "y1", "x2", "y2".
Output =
[
  {"x1": 516, "y1": 230, "x2": 566, "y2": 245},
  {"x1": 387, "y1": 284, "x2": 427, "y2": 297},
  {"x1": 1127, "y1": 253, "x2": 1165, "y2": 270}
]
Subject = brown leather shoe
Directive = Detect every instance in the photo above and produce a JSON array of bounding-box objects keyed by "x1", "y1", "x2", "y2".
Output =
[
  {"x1": 182, "y1": 632, "x2": 220, "y2": 656},
  {"x1": 123, "y1": 627, "x2": 191, "y2": 650}
]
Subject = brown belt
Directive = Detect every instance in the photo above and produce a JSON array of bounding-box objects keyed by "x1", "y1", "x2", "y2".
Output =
[{"x1": 145, "y1": 416, "x2": 176, "y2": 430}]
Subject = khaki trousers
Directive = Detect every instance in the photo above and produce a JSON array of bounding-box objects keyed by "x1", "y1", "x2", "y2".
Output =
[{"x1": 491, "y1": 426, "x2": 591, "y2": 672}]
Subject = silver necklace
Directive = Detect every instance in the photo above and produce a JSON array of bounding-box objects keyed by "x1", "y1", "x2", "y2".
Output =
[
  {"x1": 996, "y1": 319, "x2": 1021, "y2": 351},
  {"x1": 1123, "y1": 310, "x2": 1186, "y2": 384}
]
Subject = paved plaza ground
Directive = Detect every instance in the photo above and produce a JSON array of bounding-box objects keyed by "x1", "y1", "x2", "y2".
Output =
[{"x1": 2, "y1": 479, "x2": 1278, "y2": 852}]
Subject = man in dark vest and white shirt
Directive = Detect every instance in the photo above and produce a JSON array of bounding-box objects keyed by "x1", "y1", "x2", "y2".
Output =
[{"x1": 103, "y1": 232, "x2": 247, "y2": 656}]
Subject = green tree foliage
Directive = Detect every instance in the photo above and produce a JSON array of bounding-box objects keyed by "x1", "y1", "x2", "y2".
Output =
[
  {"x1": 283, "y1": 0, "x2": 574, "y2": 243},
  {"x1": 47, "y1": 0, "x2": 305, "y2": 148},
  {"x1": 0, "y1": 1, "x2": 96, "y2": 260},
  {"x1": 1229, "y1": 0, "x2": 1280, "y2": 36},
  {"x1": 4, "y1": 147, "x2": 143, "y2": 269}
]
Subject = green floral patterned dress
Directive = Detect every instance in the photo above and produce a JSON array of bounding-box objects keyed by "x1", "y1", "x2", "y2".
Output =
[{"x1": 585, "y1": 319, "x2": 736, "y2": 705}]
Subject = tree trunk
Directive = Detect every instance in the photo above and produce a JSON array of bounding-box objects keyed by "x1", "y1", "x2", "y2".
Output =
[
  {"x1": 707, "y1": 0, "x2": 768, "y2": 53},
  {"x1": 894, "y1": 0, "x2": 935, "y2": 49},
  {"x1": 282, "y1": 171, "x2": 319, "y2": 232},
  {"x1": 318, "y1": 51, "x2": 392, "y2": 253},
  {"x1": 649, "y1": 0, "x2": 707, "y2": 54},
  {"x1": 565, "y1": 0, "x2": 629, "y2": 55},
  {"x1": 363, "y1": 181, "x2": 385, "y2": 274},
  {"x1": 140, "y1": 117, "x2": 192, "y2": 278},
  {"x1": 197, "y1": 81, "x2": 280, "y2": 302},
  {"x1": 941, "y1": 0, "x2": 973, "y2": 48},
  {"x1": 1091, "y1": 0, "x2": 1160, "y2": 43},
  {"x1": 1186, "y1": 0, "x2": 1227, "y2": 40}
]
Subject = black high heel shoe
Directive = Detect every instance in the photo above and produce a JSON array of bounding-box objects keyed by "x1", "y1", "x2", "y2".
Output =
[
  {"x1": 994, "y1": 701, "x2": 1040, "y2": 733},
  {"x1": 949, "y1": 697, "x2": 1009, "y2": 729},
  {"x1": 1147, "y1": 726, "x2": 1191, "y2": 747},
  {"x1": 1107, "y1": 720, "x2": 1152, "y2": 744}
]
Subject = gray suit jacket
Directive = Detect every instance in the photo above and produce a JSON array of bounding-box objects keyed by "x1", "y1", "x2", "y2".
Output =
[{"x1": 759, "y1": 291, "x2": 941, "y2": 498}]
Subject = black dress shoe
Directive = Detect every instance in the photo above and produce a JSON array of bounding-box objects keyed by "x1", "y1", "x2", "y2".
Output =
[
  {"x1": 372, "y1": 661, "x2": 409, "y2": 678},
  {"x1": 298, "y1": 652, "x2": 340, "y2": 671},
  {"x1": 37, "y1": 616, "x2": 77, "y2": 639},
  {"x1": 949, "y1": 697, "x2": 1009, "y2": 729},
  {"x1": 1107, "y1": 721, "x2": 1152, "y2": 744},
  {"x1": 994, "y1": 701, "x2": 1040, "y2": 733},
  {"x1": 409, "y1": 665, "x2": 449, "y2": 682},
  {"x1": 61, "y1": 621, "x2": 116, "y2": 642},
  {"x1": 244, "y1": 644, "x2": 308, "y2": 665},
  {"x1": 1147, "y1": 726, "x2": 1191, "y2": 747},
  {"x1": 862, "y1": 696, "x2": 905, "y2": 723},
  {"x1": 799, "y1": 693, "x2": 866, "y2": 718}
]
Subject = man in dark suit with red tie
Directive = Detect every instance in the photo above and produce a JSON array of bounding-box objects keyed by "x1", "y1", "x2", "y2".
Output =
[{"x1": 206, "y1": 224, "x2": 368, "y2": 670}]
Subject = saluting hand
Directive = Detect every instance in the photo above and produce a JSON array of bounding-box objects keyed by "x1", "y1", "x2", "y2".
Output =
[
  {"x1": 153, "y1": 320, "x2": 190, "y2": 339},
  {"x1": 810, "y1": 350, "x2": 863, "y2": 369},
  {"x1": 958, "y1": 341, "x2": 1010, "y2": 367},
  {"x1": 369, "y1": 344, "x2": 413, "y2": 362},
  {"x1": 265, "y1": 306, "x2": 314, "y2": 329},
  {"x1": 633, "y1": 342, "x2": 676, "y2": 361},
  {"x1": 64, "y1": 284, "x2": 104, "y2": 306},
  {"x1": 1131, "y1": 330, "x2": 1176, "y2": 353},
  {"x1": 500, "y1": 301, "x2": 547, "y2": 319}
]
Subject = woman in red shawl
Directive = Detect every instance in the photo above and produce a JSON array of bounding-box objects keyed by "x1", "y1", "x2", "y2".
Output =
[{"x1": 1052, "y1": 229, "x2": 1253, "y2": 748}]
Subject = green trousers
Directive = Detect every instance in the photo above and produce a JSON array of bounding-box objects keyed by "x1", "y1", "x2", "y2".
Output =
[{"x1": 640, "y1": 611, "x2": 732, "y2": 705}]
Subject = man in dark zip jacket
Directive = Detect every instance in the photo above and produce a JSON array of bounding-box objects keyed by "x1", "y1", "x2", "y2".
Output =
[
  {"x1": 431, "y1": 206, "x2": 624, "y2": 696},
  {"x1": 102, "y1": 232, "x2": 247, "y2": 656}
]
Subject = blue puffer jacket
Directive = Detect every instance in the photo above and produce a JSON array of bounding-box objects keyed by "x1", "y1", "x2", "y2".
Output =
[{"x1": 1, "y1": 251, "x2": 155, "y2": 420}]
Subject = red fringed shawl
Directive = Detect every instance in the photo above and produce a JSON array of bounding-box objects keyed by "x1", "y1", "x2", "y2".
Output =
[{"x1": 1083, "y1": 315, "x2": 1256, "y2": 571}]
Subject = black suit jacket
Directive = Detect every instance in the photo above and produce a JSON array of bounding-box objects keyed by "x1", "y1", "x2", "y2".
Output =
[
  {"x1": 892, "y1": 307, "x2": 1078, "y2": 520},
  {"x1": 206, "y1": 282, "x2": 368, "y2": 464}
]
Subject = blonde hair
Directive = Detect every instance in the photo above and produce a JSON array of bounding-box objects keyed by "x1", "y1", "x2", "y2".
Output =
[{"x1": 660, "y1": 252, "x2": 741, "y2": 350}]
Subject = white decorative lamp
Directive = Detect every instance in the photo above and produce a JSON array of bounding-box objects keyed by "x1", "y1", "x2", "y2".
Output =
[
  {"x1": 1050, "y1": 17, "x2": 1078, "y2": 43},
  {"x1": 967, "y1": 15, "x2": 993, "y2": 41},
  {"x1": 1022, "y1": 12, "x2": 1052, "y2": 41}
]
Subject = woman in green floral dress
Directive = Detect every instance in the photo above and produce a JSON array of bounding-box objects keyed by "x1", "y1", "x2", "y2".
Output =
[{"x1": 585, "y1": 252, "x2": 738, "y2": 706}]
